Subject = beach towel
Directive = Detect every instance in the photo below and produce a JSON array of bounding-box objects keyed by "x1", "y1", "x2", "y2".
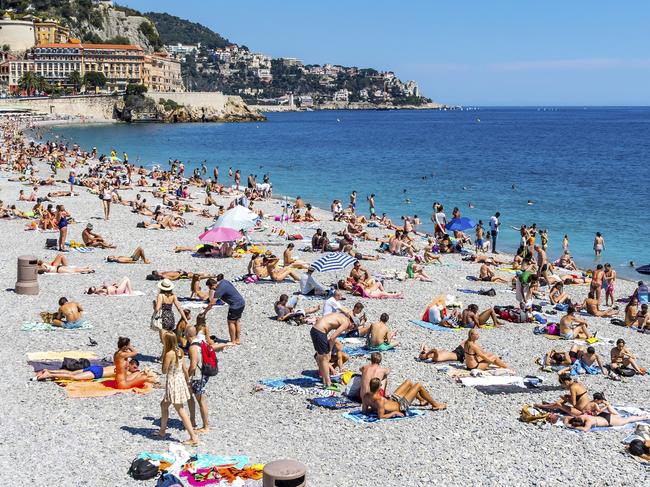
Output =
[
  {"x1": 90, "y1": 291, "x2": 145, "y2": 297},
  {"x1": 409, "y1": 319, "x2": 455, "y2": 332},
  {"x1": 260, "y1": 376, "x2": 321, "y2": 389},
  {"x1": 342, "y1": 345, "x2": 396, "y2": 357},
  {"x1": 29, "y1": 358, "x2": 111, "y2": 372},
  {"x1": 342, "y1": 408, "x2": 425, "y2": 424},
  {"x1": 27, "y1": 350, "x2": 97, "y2": 361},
  {"x1": 138, "y1": 453, "x2": 249, "y2": 471},
  {"x1": 21, "y1": 321, "x2": 93, "y2": 332},
  {"x1": 310, "y1": 396, "x2": 358, "y2": 409},
  {"x1": 63, "y1": 379, "x2": 153, "y2": 398},
  {"x1": 177, "y1": 301, "x2": 209, "y2": 309},
  {"x1": 460, "y1": 376, "x2": 526, "y2": 388},
  {"x1": 569, "y1": 359, "x2": 602, "y2": 376}
]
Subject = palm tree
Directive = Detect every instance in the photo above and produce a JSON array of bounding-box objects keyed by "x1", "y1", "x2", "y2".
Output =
[
  {"x1": 67, "y1": 71, "x2": 82, "y2": 94},
  {"x1": 18, "y1": 72, "x2": 46, "y2": 96}
]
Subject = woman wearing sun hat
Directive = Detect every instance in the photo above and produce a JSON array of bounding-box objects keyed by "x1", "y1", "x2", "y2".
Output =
[{"x1": 154, "y1": 279, "x2": 189, "y2": 353}]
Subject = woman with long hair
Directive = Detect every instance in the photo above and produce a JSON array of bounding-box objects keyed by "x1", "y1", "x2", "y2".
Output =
[{"x1": 55, "y1": 204, "x2": 69, "y2": 251}]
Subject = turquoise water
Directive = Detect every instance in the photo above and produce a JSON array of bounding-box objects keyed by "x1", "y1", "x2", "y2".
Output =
[{"x1": 49, "y1": 108, "x2": 650, "y2": 279}]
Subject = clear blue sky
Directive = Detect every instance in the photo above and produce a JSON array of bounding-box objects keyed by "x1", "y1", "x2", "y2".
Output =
[{"x1": 121, "y1": 0, "x2": 650, "y2": 106}]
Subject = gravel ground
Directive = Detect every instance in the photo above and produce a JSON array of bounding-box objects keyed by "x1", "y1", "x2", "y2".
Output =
[{"x1": 0, "y1": 128, "x2": 648, "y2": 487}]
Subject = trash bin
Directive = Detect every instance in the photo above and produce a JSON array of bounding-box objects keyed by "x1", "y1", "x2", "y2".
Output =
[
  {"x1": 15, "y1": 255, "x2": 39, "y2": 295},
  {"x1": 263, "y1": 459, "x2": 306, "y2": 487}
]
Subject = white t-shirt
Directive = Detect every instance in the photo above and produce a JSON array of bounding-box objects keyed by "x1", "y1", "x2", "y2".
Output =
[
  {"x1": 323, "y1": 297, "x2": 343, "y2": 315},
  {"x1": 490, "y1": 215, "x2": 499, "y2": 233},
  {"x1": 435, "y1": 211, "x2": 446, "y2": 226}
]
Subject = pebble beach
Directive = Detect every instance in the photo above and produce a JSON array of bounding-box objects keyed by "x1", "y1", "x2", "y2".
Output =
[{"x1": 1, "y1": 118, "x2": 649, "y2": 487}]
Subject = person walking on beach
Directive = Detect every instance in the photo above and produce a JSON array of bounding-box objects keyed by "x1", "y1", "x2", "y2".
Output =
[
  {"x1": 154, "y1": 333, "x2": 198, "y2": 446},
  {"x1": 604, "y1": 263, "x2": 617, "y2": 307},
  {"x1": 186, "y1": 325, "x2": 211, "y2": 434},
  {"x1": 100, "y1": 182, "x2": 113, "y2": 220},
  {"x1": 594, "y1": 232, "x2": 605, "y2": 257},
  {"x1": 367, "y1": 193, "x2": 376, "y2": 220},
  {"x1": 202, "y1": 275, "x2": 245, "y2": 345},
  {"x1": 154, "y1": 279, "x2": 189, "y2": 350},
  {"x1": 350, "y1": 190, "x2": 357, "y2": 210},
  {"x1": 433, "y1": 205, "x2": 447, "y2": 238},
  {"x1": 489, "y1": 211, "x2": 501, "y2": 254}
]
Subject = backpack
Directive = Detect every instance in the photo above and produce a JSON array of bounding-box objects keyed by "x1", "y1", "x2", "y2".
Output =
[
  {"x1": 616, "y1": 367, "x2": 636, "y2": 377},
  {"x1": 127, "y1": 458, "x2": 159, "y2": 481},
  {"x1": 194, "y1": 341, "x2": 219, "y2": 377},
  {"x1": 156, "y1": 473, "x2": 183, "y2": 487},
  {"x1": 519, "y1": 404, "x2": 549, "y2": 424},
  {"x1": 61, "y1": 357, "x2": 91, "y2": 371}
]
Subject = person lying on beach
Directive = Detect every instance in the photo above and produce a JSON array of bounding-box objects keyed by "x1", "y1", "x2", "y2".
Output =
[
  {"x1": 51, "y1": 297, "x2": 84, "y2": 328},
  {"x1": 460, "y1": 304, "x2": 503, "y2": 328},
  {"x1": 283, "y1": 243, "x2": 310, "y2": 270},
  {"x1": 579, "y1": 290, "x2": 617, "y2": 318},
  {"x1": 81, "y1": 223, "x2": 116, "y2": 249},
  {"x1": 36, "y1": 359, "x2": 140, "y2": 382},
  {"x1": 418, "y1": 341, "x2": 467, "y2": 363},
  {"x1": 478, "y1": 264, "x2": 508, "y2": 283},
  {"x1": 564, "y1": 412, "x2": 649, "y2": 432},
  {"x1": 538, "y1": 345, "x2": 586, "y2": 371},
  {"x1": 37, "y1": 254, "x2": 94, "y2": 274},
  {"x1": 628, "y1": 440, "x2": 650, "y2": 461},
  {"x1": 106, "y1": 246, "x2": 151, "y2": 264},
  {"x1": 275, "y1": 294, "x2": 321, "y2": 322},
  {"x1": 114, "y1": 337, "x2": 157, "y2": 389},
  {"x1": 406, "y1": 261, "x2": 432, "y2": 281},
  {"x1": 86, "y1": 277, "x2": 134, "y2": 296},
  {"x1": 463, "y1": 329, "x2": 509, "y2": 370},
  {"x1": 264, "y1": 255, "x2": 301, "y2": 282},
  {"x1": 463, "y1": 254, "x2": 506, "y2": 266},
  {"x1": 556, "y1": 251, "x2": 578, "y2": 271},
  {"x1": 610, "y1": 338, "x2": 646, "y2": 375},
  {"x1": 147, "y1": 270, "x2": 207, "y2": 281},
  {"x1": 346, "y1": 276, "x2": 403, "y2": 299},
  {"x1": 362, "y1": 378, "x2": 446, "y2": 418},
  {"x1": 558, "y1": 346, "x2": 607, "y2": 376},
  {"x1": 559, "y1": 306, "x2": 593, "y2": 340},
  {"x1": 535, "y1": 373, "x2": 590, "y2": 416},
  {"x1": 358, "y1": 313, "x2": 399, "y2": 350}
]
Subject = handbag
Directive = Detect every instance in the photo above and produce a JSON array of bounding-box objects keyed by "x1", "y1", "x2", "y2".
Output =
[{"x1": 150, "y1": 310, "x2": 163, "y2": 331}]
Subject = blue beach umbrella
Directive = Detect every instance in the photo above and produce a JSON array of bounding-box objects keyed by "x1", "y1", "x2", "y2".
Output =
[
  {"x1": 446, "y1": 217, "x2": 476, "y2": 232},
  {"x1": 311, "y1": 252, "x2": 357, "y2": 273}
]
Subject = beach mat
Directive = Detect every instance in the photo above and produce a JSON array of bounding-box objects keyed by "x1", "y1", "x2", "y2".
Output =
[
  {"x1": 310, "y1": 396, "x2": 358, "y2": 410},
  {"x1": 342, "y1": 408, "x2": 425, "y2": 424},
  {"x1": 27, "y1": 351, "x2": 97, "y2": 361},
  {"x1": 409, "y1": 319, "x2": 454, "y2": 332},
  {"x1": 342, "y1": 345, "x2": 396, "y2": 357},
  {"x1": 260, "y1": 376, "x2": 321, "y2": 389},
  {"x1": 63, "y1": 379, "x2": 153, "y2": 398},
  {"x1": 21, "y1": 321, "x2": 93, "y2": 332}
]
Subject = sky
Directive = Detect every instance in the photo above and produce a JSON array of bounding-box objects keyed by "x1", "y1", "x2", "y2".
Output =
[{"x1": 122, "y1": 0, "x2": 650, "y2": 106}]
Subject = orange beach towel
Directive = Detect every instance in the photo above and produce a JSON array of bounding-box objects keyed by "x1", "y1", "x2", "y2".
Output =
[{"x1": 63, "y1": 379, "x2": 153, "y2": 398}]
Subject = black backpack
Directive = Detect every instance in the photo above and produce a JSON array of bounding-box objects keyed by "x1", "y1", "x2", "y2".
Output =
[
  {"x1": 127, "y1": 458, "x2": 159, "y2": 481},
  {"x1": 61, "y1": 358, "x2": 91, "y2": 371}
]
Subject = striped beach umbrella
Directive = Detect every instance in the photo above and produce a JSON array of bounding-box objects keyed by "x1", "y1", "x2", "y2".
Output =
[{"x1": 311, "y1": 252, "x2": 357, "y2": 273}]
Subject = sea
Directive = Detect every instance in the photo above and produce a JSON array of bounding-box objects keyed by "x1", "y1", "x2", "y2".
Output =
[{"x1": 48, "y1": 107, "x2": 650, "y2": 280}]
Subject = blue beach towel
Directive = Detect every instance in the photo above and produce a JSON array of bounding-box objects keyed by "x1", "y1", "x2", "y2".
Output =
[
  {"x1": 310, "y1": 396, "x2": 357, "y2": 409},
  {"x1": 342, "y1": 345, "x2": 396, "y2": 357},
  {"x1": 409, "y1": 319, "x2": 454, "y2": 332},
  {"x1": 342, "y1": 408, "x2": 425, "y2": 424},
  {"x1": 21, "y1": 321, "x2": 93, "y2": 332},
  {"x1": 260, "y1": 376, "x2": 321, "y2": 389}
]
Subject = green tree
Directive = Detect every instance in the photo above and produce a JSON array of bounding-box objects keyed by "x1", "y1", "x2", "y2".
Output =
[
  {"x1": 126, "y1": 83, "x2": 147, "y2": 96},
  {"x1": 18, "y1": 72, "x2": 46, "y2": 95},
  {"x1": 1, "y1": 44, "x2": 9, "y2": 52},
  {"x1": 83, "y1": 71, "x2": 107, "y2": 90},
  {"x1": 67, "y1": 70, "x2": 82, "y2": 93}
]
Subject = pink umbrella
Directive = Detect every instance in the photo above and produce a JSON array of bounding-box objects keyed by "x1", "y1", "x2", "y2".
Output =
[{"x1": 199, "y1": 226, "x2": 242, "y2": 243}]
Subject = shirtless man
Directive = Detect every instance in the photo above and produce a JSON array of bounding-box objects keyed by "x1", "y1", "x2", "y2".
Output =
[
  {"x1": 610, "y1": 338, "x2": 645, "y2": 375},
  {"x1": 359, "y1": 352, "x2": 389, "y2": 399},
  {"x1": 52, "y1": 297, "x2": 84, "y2": 328},
  {"x1": 559, "y1": 306, "x2": 593, "y2": 340},
  {"x1": 82, "y1": 223, "x2": 115, "y2": 249},
  {"x1": 362, "y1": 378, "x2": 446, "y2": 419},
  {"x1": 581, "y1": 290, "x2": 617, "y2": 318},
  {"x1": 559, "y1": 346, "x2": 607, "y2": 376},
  {"x1": 36, "y1": 360, "x2": 140, "y2": 382},
  {"x1": 359, "y1": 313, "x2": 399, "y2": 350},
  {"x1": 106, "y1": 246, "x2": 151, "y2": 264},
  {"x1": 604, "y1": 263, "x2": 616, "y2": 307},
  {"x1": 534, "y1": 245, "x2": 549, "y2": 278},
  {"x1": 461, "y1": 304, "x2": 503, "y2": 328},
  {"x1": 310, "y1": 312, "x2": 352, "y2": 388},
  {"x1": 113, "y1": 337, "x2": 156, "y2": 389},
  {"x1": 464, "y1": 254, "x2": 505, "y2": 266},
  {"x1": 591, "y1": 264, "x2": 605, "y2": 303},
  {"x1": 479, "y1": 264, "x2": 508, "y2": 283}
]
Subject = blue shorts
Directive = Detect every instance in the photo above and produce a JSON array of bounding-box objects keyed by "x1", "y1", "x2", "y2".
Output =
[
  {"x1": 191, "y1": 376, "x2": 210, "y2": 395},
  {"x1": 63, "y1": 319, "x2": 85, "y2": 329},
  {"x1": 83, "y1": 365, "x2": 104, "y2": 380}
]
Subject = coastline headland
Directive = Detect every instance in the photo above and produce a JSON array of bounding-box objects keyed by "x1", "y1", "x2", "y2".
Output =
[{"x1": 0, "y1": 92, "x2": 265, "y2": 123}]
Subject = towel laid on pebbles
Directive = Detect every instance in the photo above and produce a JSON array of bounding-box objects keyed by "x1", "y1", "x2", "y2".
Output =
[
  {"x1": 342, "y1": 345, "x2": 396, "y2": 357},
  {"x1": 409, "y1": 319, "x2": 456, "y2": 332},
  {"x1": 27, "y1": 351, "x2": 97, "y2": 361},
  {"x1": 21, "y1": 321, "x2": 93, "y2": 332},
  {"x1": 90, "y1": 291, "x2": 145, "y2": 297},
  {"x1": 310, "y1": 396, "x2": 358, "y2": 410},
  {"x1": 28, "y1": 358, "x2": 112, "y2": 372},
  {"x1": 342, "y1": 408, "x2": 425, "y2": 424},
  {"x1": 559, "y1": 406, "x2": 650, "y2": 433},
  {"x1": 63, "y1": 379, "x2": 153, "y2": 398}
]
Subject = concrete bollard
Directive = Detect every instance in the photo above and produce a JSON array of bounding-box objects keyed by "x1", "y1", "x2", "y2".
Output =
[
  {"x1": 263, "y1": 459, "x2": 307, "y2": 487},
  {"x1": 15, "y1": 255, "x2": 39, "y2": 295}
]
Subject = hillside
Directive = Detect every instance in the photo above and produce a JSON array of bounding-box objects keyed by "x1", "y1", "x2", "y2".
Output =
[{"x1": 143, "y1": 12, "x2": 229, "y2": 49}]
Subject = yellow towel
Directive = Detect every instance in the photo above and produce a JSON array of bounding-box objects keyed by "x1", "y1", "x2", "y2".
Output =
[{"x1": 27, "y1": 351, "x2": 98, "y2": 361}]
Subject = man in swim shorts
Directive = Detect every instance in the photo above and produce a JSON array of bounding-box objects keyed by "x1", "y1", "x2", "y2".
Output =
[
  {"x1": 362, "y1": 378, "x2": 446, "y2": 419},
  {"x1": 52, "y1": 297, "x2": 85, "y2": 328},
  {"x1": 311, "y1": 312, "x2": 353, "y2": 388},
  {"x1": 36, "y1": 360, "x2": 140, "y2": 381}
]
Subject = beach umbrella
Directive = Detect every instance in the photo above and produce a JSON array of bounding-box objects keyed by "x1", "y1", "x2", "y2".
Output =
[
  {"x1": 199, "y1": 226, "x2": 242, "y2": 243},
  {"x1": 446, "y1": 217, "x2": 476, "y2": 232},
  {"x1": 311, "y1": 252, "x2": 357, "y2": 273},
  {"x1": 207, "y1": 205, "x2": 259, "y2": 231}
]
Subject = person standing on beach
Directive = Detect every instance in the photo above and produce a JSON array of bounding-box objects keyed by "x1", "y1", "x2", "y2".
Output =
[
  {"x1": 591, "y1": 264, "x2": 605, "y2": 303},
  {"x1": 350, "y1": 190, "x2": 357, "y2": 211},
  {"x1": 604, "y1": 263, "x2": 617, "y2": 307},
  {"x1": 311, "y1": 312, "x2": 352, "y2": 389},
  {"x1": 100, "y1": 182, "x2": 113, "y2": 220},
  {"x1": 186, "y1": 325, "x2": 210, "y2": 434},
  {"x1": 55, "y1": 204, "x2": 69, "y2": 252},
  {"x1": 489, "y1": 212, "x2": 500, "y2": 254},
  {"x1": 202, "y1": 275, "x2": 245, "y2": 345},
  {"x1": 593, "y1": 232, "x2": 605, "y2": 257},
  {"x1": 434, "y1": 205, "x2": 447, "y2": 238},
  {"x1": 563, "y1": 234, "x2": 569, "y2": 252},
  {"x1": 475, "y1": 220, "x2": 485, "y2": 252},
  {"x1": 367, "y1": 194, "x2": 376, "y2": 220},
  {"x1": 234, "y1": 170, "x2": 241, "y2": 190},
  {"x1": 213, "y1": 165, "x2": 219, "y2": 183}
]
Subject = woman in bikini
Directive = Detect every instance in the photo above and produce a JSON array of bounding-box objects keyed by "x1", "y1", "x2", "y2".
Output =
[
  {"x1": 37, "y1": 254, "x2": 94, "y2": 274},
  {"x1": 535, "y1": 373, "x2": 591, "y2": 416},
  {"x1": 189, "y1": 274, "x2": 209, "y2": 300},
  {"x1": 86, "y1": 277, "x2": 134, "y2": 295},
  {"x1": 564, "y1": 410, "x2": 648, "y2": 432},
  {"x1": 463, "y1": 329, "x2": 509, "y2": 370},
  {"x1": 113, "y1": 337, "x2": 156, "y2": 390},
  {"x1": 55, "y1": 204, "x2": 69, "y2": 251},
  {"x1": 419, "y1": 341, "x2": 467, "y2": 363},
  {"x1": 283, "y1": 243, "x2": 310, "y2": 270},
  {"x1": 264, "y1": 255, "x2": 301, "y2": 282},
  {"x1": 624, "y1": 296, "x2": 639, "y2": 327}
]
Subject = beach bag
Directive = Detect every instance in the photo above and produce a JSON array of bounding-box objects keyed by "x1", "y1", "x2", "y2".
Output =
[
  {"x1": 61, "y1": 358, "x2": 90, "y2": 371},
  {"x1": 616, "y1": 367, "x2": 636, "y2": 377},
  {"x1": 545, "y1": 323, "x2": 560, "y2": 336},
  {"x1": 195, "y1": 341, "x2": 218, "y2": 377},
  {"x1": 45, "y1": 238, "x2": 57, "y2": 249},
  {"x1": 478, "y1": 288, "x2": 496, "y2": 297},
  {"x1": 520, "y1": 404, "x2": 549, "y2": 424},
  {"x1": 150, "y1": 310, "x2": 162, "y2": 331},
  {"x1": 127, "y1": 458, "x2": 159, "y2": 481},
  {"x1": 156, "y1": 473, "x2": 183, "y2": 487}
]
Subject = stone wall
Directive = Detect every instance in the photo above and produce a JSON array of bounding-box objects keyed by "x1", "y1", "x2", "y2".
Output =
[{"x1": 0, "y1": 94, "x2": 116, "y2": 119}]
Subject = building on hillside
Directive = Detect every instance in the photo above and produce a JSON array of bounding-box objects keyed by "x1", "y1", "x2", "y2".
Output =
[
  {"x1": 0, "y1": 12, "x2": 35, "y2": 52},
  {"x1": 404, "y1": 80, "x2": 419, "y2": 97},
  {"x1": 34, "y1": 19, "x2": 70, "y2": 45},
  {"x1": 10, "y1": 41, "x2": 145, "y2": 92},
  {"x1": 298, "y1": 95, "x2": 313, "y2": 107},
  {"x1": 165, "y1": 43, "x2": 200, "y2": 58},
  {"x1": 143, "y1": 52, "x2": 185, "y2": 92},
  {"x1": 256, "y1": 68, "x2": 272, "y2": 82},
  {"x1": 281, "y1": 57, "x2": 302, "y2": 67},
  {"x1": 333, "y1": 89, "x2": 349, "y2": 102}
]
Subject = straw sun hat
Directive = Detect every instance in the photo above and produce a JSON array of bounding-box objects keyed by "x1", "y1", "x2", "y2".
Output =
[{"x1": 157, "y1": 279, "x2": 174, "y2": 292}]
